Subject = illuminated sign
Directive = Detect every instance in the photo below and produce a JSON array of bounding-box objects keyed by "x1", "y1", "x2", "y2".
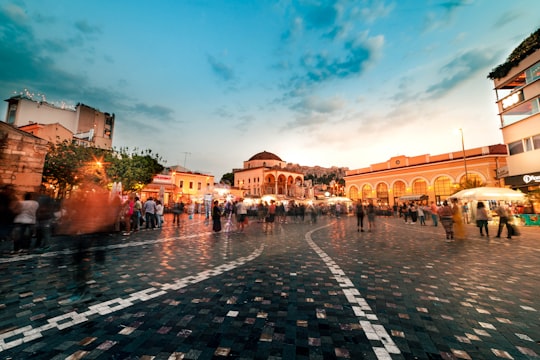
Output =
[
  {"x1": 153, "y1": 175, "x2": 173, "y2": 184},
  {"x1": 523, "y1": 174, "x2": 540, "y2": 184},
  {"x1": 501, "y1": 91, "x2": 524, "y2": 110}
]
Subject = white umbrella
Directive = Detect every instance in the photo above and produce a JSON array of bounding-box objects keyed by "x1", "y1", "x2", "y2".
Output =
[{"x1": 450, "y1": 187, "x2": 525, "y2": 201}]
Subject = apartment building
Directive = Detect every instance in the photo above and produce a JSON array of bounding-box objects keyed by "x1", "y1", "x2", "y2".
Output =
[
  {"x1": 4, "y1": 94, "x2": 115, "y2": 149},
  {"x1": 488, "y1": 29, "x2": 540, "y2": 193}
]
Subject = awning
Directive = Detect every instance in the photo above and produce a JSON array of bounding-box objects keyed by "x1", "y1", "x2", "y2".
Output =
[
  {"x1": 449, "y1": 187, "x2": 525, "y2": 201},
  {"x1": 399, "y1": 194, "x2": 428, "y2": 201}
]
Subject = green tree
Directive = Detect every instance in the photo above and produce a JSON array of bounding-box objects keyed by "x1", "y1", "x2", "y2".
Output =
[
  {"x1": 220, "y1": 172, "x2": 234, "y2": 185},
  {"x1": 42, "y1": 143, "x2": 164, "y2": 198},
  {"x1": 105, "y1": 147, "x2": 165, "y2": 193}
]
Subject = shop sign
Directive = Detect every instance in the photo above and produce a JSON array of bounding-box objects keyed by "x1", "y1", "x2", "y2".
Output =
[
  {"x1": 523, "y1": 174, "x2": 540, "y2": 184},
  {"x1": 153, "y1": 174, "x2": 173, "y2": 184}
]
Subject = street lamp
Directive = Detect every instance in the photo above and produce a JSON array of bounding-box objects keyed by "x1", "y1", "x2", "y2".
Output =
[{"x1": 458, "y1": 128, "x2": 468, "y2": 185}]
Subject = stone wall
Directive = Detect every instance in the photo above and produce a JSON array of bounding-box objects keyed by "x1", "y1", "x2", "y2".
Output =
[{"x1": 0, "y1": 122, "x2": 49, "y2": 198}]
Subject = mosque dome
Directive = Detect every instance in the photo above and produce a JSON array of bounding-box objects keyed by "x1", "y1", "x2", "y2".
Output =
[{"x1": 248, "y1": 151, "x2": 283, "y2": 162}]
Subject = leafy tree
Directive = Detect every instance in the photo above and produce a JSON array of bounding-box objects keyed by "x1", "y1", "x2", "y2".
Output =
[
  {"x1": 221, "y1": 172, "x2": 234, "y2": 185},
  {"x1": 105, "y1": 147, "x2": 164, "y2": 193},
  {"x1": 42, "y1": 143, "x2": 164, "y2": 198}
]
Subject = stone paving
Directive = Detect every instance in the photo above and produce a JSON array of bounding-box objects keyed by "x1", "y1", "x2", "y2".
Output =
[{"x1": 0, "y1": 214, "x2": 539, "y2": 360}]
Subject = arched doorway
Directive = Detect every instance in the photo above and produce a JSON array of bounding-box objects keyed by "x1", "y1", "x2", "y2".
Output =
[
  {"x1": 393, "y1": 181, "x2": 406, "y2": 205},
  {"x1": 434, "y1": 176, "x2": 453, "y2": 204}
]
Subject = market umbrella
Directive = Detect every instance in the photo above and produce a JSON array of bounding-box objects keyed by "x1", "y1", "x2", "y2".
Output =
[{"x1": 449, "y1": 187, "x2": 525, "y2": 201}]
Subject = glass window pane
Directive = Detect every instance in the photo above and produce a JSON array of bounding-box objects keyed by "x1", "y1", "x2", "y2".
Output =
[
  {"x1": 508, "y1": 140, "x2": 524, "y2": 155},
  {"x1": 532, "y1": 134, "x2": 540, "y2": 150}
]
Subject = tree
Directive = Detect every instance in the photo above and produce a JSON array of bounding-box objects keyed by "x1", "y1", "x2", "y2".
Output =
[
  {"x1": 105, "y1": 147, "x2": 165, "y2": 193},
  {"x1": 42, "y1": 143, "x2": 164, "y2": 198},
  {"x1": 220, "y1": 172, "x2": 234, "y2": 185}
]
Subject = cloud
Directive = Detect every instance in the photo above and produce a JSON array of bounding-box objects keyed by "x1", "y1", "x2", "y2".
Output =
[
  {"x1": 207, "y1": 54, "x2": 235, "y2": 81},
  {"x1": 299, "y1": 31, "x2": 384, "y2": 84},
  {"x1": 128, "y1": 103, "x2": 175, "y2": 123},
  {"x1": 74, "y1": 20, "x2": 102, "y2": 35},
  {"x1": 426, "y1": 48, "x2": 500, "y2": 97}
]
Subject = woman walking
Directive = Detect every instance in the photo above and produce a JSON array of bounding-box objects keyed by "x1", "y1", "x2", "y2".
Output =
[
  {"x1": 437, "y1": 200, "x2": 454, "y2": 241},
  {"x1": 476, "y1": 202, "x2": 490, "y2": 237}
]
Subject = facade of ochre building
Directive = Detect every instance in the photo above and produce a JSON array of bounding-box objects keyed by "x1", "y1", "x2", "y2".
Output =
[
  {"x1": 344, "y1": 144, "x2": 507, "y2": 207},
  {"x1": 233, "y1": 151, "x2": 306, "y2": 199}
]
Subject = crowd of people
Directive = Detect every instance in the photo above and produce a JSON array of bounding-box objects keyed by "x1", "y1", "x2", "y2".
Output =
[{"x1": 2, "y1": 182, "x2": 521, "y2": 253}]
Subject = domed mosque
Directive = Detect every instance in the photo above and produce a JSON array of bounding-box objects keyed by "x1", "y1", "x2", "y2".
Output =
[{"x1": 234, "y1": 151, "x2": 305, "y2": 199}]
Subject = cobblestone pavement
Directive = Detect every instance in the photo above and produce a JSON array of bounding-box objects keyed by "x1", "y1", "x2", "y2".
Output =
[{"x1": 0, "y1": 214, "x2": 539, "y2": 360}]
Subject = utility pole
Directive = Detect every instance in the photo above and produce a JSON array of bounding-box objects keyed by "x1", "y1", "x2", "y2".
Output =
[{"x1": 182, "y1": 152, "x2": 191, "y2": 170}]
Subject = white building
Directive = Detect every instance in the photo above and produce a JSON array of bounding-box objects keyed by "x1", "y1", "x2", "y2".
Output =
[
  {"x1": 488, "y1": 29, "x2": 540, "y2": 194},
  {"x1": 4, "y1": 94, "x2": 115, "y2": 149}
]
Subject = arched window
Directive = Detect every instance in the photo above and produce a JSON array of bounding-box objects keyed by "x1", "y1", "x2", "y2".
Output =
[
  {"x1": 412, "y1": 179, "x2": 427, "y2": 194},
  {"x1": 460, "y1": 173, "x2": 484, "y2": 187},
  {"x1": 376, "y1": 183, "x2": 389, "y2": 205},
  {"x1": 349, "y1": 186, "x2": 359, "y2": 200},
  {"x1": 362, "y1": 184, "x2": 372, "y2": 201},
  {"x1": 393, "y1": 181, "x2": 406, "y2": 198},
  {"x1": 434, "y1": 176, "x2": 453, "y2": 203}
]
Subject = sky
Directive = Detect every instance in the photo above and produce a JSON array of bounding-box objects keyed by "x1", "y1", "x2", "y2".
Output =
[{"x1": 0, "y1": 1, "x2": 538, "y2": 179}]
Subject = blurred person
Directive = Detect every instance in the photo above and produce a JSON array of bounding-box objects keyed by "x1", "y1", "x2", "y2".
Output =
[
  {"x1": 155, "y1": 200, "x2": 164, "y2": 228},
  {"x1": 476, "y1": 202, "x2": 490, "y2": 237},
  {"x1": 172, "y1": 200, "x2": 184, "y2": 225},
  {"x1": 355, "y1": 201, "x2": 365, "y2": 232},
  {"x1": 366, "y1": 200, "x2": 376, "y2": 232},
  {"x1": 264, "y1": 200, "x2": 276, "y2": 232},
  {"x1": 495, "y1": 203, "x2": 512, "y2": 239},
  {"x1": 437, "y1": 200, "x2": 454, "y2": 240},
  {"x1": 212, "y1": 200, "x2": 222, "y2": 232},
  {"x1": 430, "y1": 201, "x2": 439, "y2": 226},
  {"x1": 122, "y1": 196, "x2": 135, "y2": 236},
  {"x1": 409, "y1": 202, "x2": 418, "y2": 224},
  {"x1": 462, "y1": 202, "x2": 470, "y2": 224},
  {"x1": 417, "y1": 204, "x2": 426, "y2": 226},
  {"x1": 132, "y1": 196, "x2": 142, "y2": 231},
  {"x1": 12, "y1": 192, "x2": 39, "y2": 252},
  {"x1": 235, "y1": 198, "x2": 248, "y2": 231},
  {"x1": 307, "y1": 202, "x2": 317, "y2": 224},
  {"x1": 143, "y1": 197, "x2": 157, "y2": 229},
  {"x1": 451, "y1": 198, "x2": 466, "y2": 239},
  {"x1": 35, "y1": 193, "x2": 55, "y2": 249}
]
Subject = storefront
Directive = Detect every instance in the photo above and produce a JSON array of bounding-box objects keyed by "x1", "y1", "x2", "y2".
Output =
[{"x1": 504, "y1": 172, "x2": 540, "y2": 225}]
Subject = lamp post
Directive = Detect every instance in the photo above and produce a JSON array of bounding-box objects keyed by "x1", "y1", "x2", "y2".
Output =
[{"x1": 459, "y1": 128, "x2": 469, "y2": 185}]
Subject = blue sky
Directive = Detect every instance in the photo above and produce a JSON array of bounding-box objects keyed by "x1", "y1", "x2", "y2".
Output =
[{"x1": 1, "y1": 1, "x2": 538, "y2": 179}]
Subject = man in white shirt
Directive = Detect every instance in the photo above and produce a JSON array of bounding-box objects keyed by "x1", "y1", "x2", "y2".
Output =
[{"x1": 235, "y1": 198, "x2": 248, "y2": 231}]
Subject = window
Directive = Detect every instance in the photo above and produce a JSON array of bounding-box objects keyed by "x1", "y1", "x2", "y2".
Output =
[
  {"x1": 393, "y1": 181, "x2": 406, "y2": 198},
  {"x1": 532, "y1": 134, "x2": 540, "y2": 150},
  {"x1": 189, "y1": 182, "x2": 193, "y2": 189},
  {"x1": 7, "y1": 104, "x2": 17, "y2": 124},
  {"x1": 179, "y1": 181, "x2": 184, "y2": 188},
  {"x1": 526, "y1": 61, "x2": 540, "y2": 83},
  {"x1": 434, "y1": 176, "x2": 452, "y2": 196},
  {"x1": 197, "y1": 182, "x2": 201, "y2": 190},
  {"x1": 412, "y1": 179, "x2": 427, "y2": 194},
  {"x1": 508, "y1": 140, "x2": 524, "y2": 155},
  {"x1": 502, "y1": 97, "x2": 540, "y2": 126}
]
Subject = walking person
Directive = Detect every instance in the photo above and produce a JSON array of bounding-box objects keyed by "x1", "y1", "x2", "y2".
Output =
[
  {"x1": 437, "y1": 200, "x2": 454, "y2": 241},
  {"x1": 495, "y1": 204, "x2": 512, "y2": 239},
  {"x1": 155, "y1": 200, "x2": 164, "y2": 228},
  {"x1": 143, "y1": 197, "x2": 157, "y2": 230},
  {"x1": 430, "y1": 201, "x2": 439, "y2": 226},
  {"x1": 476, "y1": 202, "x2": 490, "y2": 237},
  {"x1": 355, "y1": 201, "x2": 365, "y2": 232},
  {"x1": 451, "y1": 198, "x2": 466, "y2": 239},
  {"x1": 366, "y1": 200, "x2": 376, "y2": 232},
  {"x1": 12, "y1": 192, "x2": 39, "y2": 252},
  {"x1": 212, "y1": 200, "x2": 222, "y2": 232},
  {"x1": 264, "y1": 200, "x2": 276, "y2": 233},
  {"x1": 172, "y1": 201, "x2": 184, "y2": 225},
  {"x1": 35, "y1": 193, "x2": 55, "y2": 249},
  {"x1": 122, "y1": 196, "x2": 135, "y2": 236},
  {"x1": 235, "y1": 198, "x2": 248, "y2": 231},
  {"x1": 418, "y1": 204, "x2": 426, "y2": 226},
  {"x1": 132, "y1": 196, "x2": 142, "y2": 231}
]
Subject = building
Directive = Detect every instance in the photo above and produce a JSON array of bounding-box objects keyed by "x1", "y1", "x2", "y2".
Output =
[
  {"x1": 488, "y1": 28, "x2": 540, "y2": 194},
  {"x1": 0, "y1": 121, "x2": 49, "y2": 197},
  {"x1": 344, "y1": 144, "x2": 507, "y2": 206},
  {"x1": 4, "y1": 94, "x2": 114, "y2": 148},
  {"x1": 139, "y1": 166, "x2": 215, "y2": 207},
  {"x1": 233, "y1": 151, "x2": 306, "y2": 200}
]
